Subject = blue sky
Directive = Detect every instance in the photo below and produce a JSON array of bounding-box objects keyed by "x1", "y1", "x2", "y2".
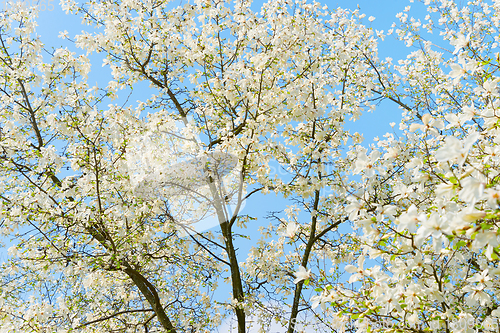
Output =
[
  {"x1": 3, "y1": 0, "x2": 424, "y2": 331},
  {"x1": 20, "y1": 0, "x2": 421, "y2": 219},
  {"x1": 4, "y1": 0, "x2": 420, "y2": 279},
  {"x1": 25, "y1": 0, "x2": 424, "y2": 145}
]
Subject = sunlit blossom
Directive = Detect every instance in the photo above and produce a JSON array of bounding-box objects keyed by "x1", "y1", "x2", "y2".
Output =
[
  {"x1": 450, "y1": 33, "x2": 470, "y2": 54},
  {"x1": 293, "y1": 266, "x2": 312, "y2": 284}
]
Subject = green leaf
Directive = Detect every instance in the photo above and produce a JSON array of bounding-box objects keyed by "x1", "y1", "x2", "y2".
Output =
[{"x1": 481, "y1": 223, "x2": 493, "y2": 230}]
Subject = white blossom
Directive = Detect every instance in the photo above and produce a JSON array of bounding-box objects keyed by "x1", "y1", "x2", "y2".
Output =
[{"x1": 293, "y1": 266, "x2": 312, "y2": 284}]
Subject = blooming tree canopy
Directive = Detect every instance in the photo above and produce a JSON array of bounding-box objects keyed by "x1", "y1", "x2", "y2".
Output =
[{"x1": 1, "y1": 0, "x2": 500, "y2": 332}]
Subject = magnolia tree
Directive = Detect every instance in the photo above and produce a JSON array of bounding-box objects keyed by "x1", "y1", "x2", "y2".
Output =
[
  {"x1": 311, "y1": 1, "x2": 500, "y2": 333},
  {"x1": 0, "y1": 0, "x2": 499, "y2": 332}
]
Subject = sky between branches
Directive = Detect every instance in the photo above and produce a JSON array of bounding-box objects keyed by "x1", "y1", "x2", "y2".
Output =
[{"x1": 2, "y1": 0, "x2": 433, "y2": 331}]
